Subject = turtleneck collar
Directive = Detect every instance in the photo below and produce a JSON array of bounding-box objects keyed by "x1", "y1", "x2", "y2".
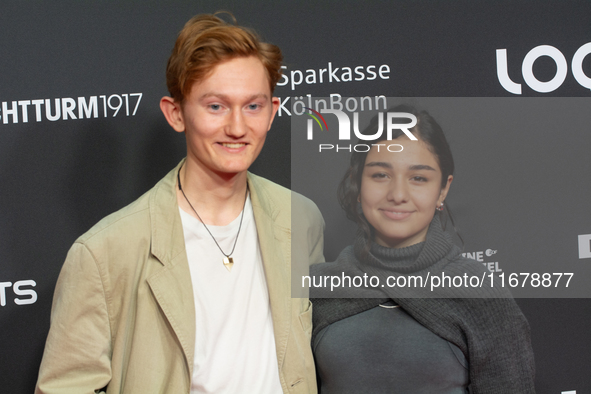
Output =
[{"x1": 353, "y1": 213, "x2": 454, "y2": 274}]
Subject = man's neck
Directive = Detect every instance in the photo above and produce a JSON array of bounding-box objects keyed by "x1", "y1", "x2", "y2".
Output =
[{"x1": 177, "y1": 160, "x2": 249, "y2": 226}]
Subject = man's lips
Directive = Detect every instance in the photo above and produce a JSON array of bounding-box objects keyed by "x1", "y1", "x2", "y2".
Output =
[{"x1": 219, "y1": 142, "x2": 247, "y2": 149}]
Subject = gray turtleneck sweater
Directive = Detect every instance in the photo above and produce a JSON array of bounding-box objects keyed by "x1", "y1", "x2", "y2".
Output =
[{"x1": 310, "y1": 215, "x2": 535, "y2": 393}]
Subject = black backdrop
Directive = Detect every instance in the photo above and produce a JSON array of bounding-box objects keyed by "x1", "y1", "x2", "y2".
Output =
[{"x1": 1, "y1": 1, "x2": 590, "y2": 393}]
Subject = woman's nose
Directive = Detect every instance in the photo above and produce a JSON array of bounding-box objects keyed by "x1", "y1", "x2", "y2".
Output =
[{"x1": 386, "y1": 179, "x2": 409, "y2": 204}]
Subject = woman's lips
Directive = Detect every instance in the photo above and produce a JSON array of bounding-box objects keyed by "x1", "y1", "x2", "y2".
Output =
[{"x1": 380, "y1": 209, "x2": 412, "y2": 220}]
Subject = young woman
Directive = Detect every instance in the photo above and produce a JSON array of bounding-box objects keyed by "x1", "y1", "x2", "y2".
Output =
[{"x1": 310, "y1": 105, "x2": 535, "y2": 393}]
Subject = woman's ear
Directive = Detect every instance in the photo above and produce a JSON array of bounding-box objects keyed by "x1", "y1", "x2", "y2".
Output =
[
  {"x1": 437, "y1": 175, "x2": 453, "y2": 205},
  {"x1": 160, "y1": 96, "x2": 185, "y2": 133}
]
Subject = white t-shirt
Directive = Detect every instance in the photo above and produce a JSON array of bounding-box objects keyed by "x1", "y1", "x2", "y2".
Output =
[{"x1": 179, "y1": 196, "x2": 283, "y2": 394}]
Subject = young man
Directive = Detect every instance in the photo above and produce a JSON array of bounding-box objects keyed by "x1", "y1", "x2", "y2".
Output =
[{"x1": 36, "y1": 14, "x2": 324, "y2": 394}]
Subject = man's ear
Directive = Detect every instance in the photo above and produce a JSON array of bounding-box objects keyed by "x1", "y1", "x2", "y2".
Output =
[
  {"x1": 267, "y1": 97, "x2": 280, "y2": 131},
  {"x1": 160, "y1": 96, "x2": 185, "y2": 133}
]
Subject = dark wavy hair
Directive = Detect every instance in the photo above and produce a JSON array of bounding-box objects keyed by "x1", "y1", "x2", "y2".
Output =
[{"x1": 337, "y1": 104, "x2": 455, "y2": 255}]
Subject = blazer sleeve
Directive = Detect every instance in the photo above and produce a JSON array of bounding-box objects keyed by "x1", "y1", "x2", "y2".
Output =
[
  {"x1": 35, "y1": 242, "x2": 112, "y2": 394},
  {"x1": 291, "y1": 191, "x2": 325, "y2": 265},
  {"x1": 307, "y1": 201, "x2": 326, "y2": 265}
]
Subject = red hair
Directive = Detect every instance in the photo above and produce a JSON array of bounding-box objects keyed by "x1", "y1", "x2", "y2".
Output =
[{"x1": 165, "y1": 13, "x2": 283, "y2": 102}]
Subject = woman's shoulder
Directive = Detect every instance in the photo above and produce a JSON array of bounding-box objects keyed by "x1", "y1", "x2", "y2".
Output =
[
  {"x1": 440, "y1": 245, "x2": 491, "y2": 274},
  {"x1": 310, "y1": 245, "x2": 358, "y2": 272}
]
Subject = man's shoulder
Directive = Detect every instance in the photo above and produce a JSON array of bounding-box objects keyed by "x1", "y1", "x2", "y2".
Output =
[
  {"x1": 76, "y1": 188, "x2": 153, "y2": 247},
  {"x1": 247, "y1": 172, "x2": 324, "y2": 226},
  {"x1": 247, "y1": 172, "x2": 290, "y2": 201},
  {"x1": 76, "y1": 166, "x2": 177, "y2": 247}
]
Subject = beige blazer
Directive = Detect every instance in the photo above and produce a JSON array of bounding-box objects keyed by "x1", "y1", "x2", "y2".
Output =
[{"x1": 36, "y1": 160, "x2": 325, "y2": 394}]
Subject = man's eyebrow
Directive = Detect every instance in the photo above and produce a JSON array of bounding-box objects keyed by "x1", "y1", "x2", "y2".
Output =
[{"x1": 199, "y1": 92, "x2": 269, "y2": 101}]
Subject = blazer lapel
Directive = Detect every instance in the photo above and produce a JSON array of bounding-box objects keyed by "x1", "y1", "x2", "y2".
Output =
[
  {"x1": 248, "y1": 173, "x2": 292, "y2": 370},
  {"x1": 146, "y1": 160, "x2": 196, "y2": 378}
]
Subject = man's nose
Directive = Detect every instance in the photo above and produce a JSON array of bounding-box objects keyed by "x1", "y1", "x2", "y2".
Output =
[{"x1": 226, "y1": 110, "x2": 247, "y2": 138}]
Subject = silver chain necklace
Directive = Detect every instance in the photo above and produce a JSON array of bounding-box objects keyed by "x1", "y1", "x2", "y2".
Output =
[{"x1": 177, "y1": 167, "x2": 248, "y2": 272}]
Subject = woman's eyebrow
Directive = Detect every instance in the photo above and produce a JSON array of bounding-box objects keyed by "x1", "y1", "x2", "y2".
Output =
[
  {"x1": 408, "y1": 164, "x2": 436, "y2": 171},
  {"x1": 365, "y1": 161, "x2": 392, "y2": 169},
  {"x1": 366, "y1": 162, "x2": 436, "y2": 171}
]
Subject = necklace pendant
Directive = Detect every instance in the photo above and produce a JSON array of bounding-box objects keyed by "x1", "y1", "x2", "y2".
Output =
[{"x1": 223, "y1": 256, "x2": 234, "y2": 272}]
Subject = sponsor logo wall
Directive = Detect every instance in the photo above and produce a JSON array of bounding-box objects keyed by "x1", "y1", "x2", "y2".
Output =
[
  {"x1": 497, "y1": 43, "x2": 591, "y2": 94},
  {"x1": 0, "y1": 94, "x2": 142, "y2": 124},
  {"x1": 1, "y1": 1, "x2": 589, "y2": 392}
]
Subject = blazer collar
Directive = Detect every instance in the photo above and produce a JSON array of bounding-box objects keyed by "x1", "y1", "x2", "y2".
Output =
[
  {"x1": 149, "y1": 160, "x2": 186, "y2": 265},
  {"x1": 148, "y1": 161, "x2": 283, "y2": 265}
]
